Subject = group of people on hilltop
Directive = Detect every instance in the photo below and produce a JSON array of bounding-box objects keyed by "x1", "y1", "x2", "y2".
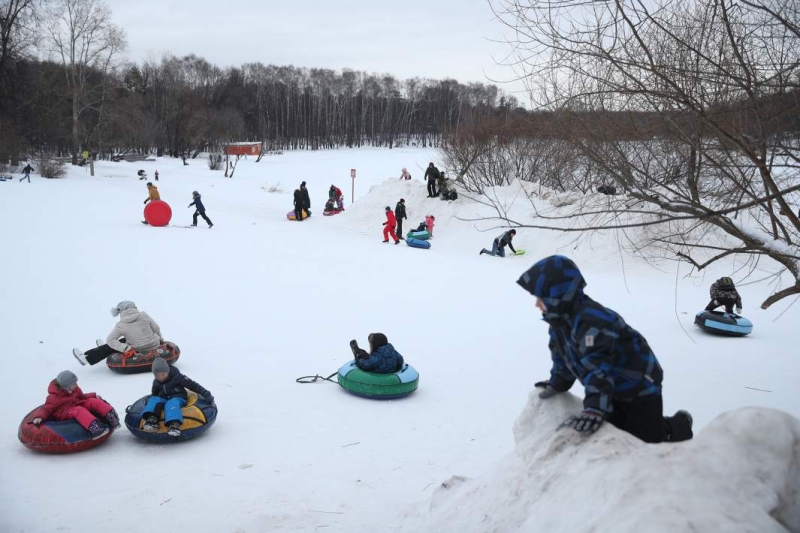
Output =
[
  {"x1": 423, "y1": 163, "x2": 457, "y2": 201},
  {"x1": 141, "y1": 182, "x2": 213, "y2": 228}
]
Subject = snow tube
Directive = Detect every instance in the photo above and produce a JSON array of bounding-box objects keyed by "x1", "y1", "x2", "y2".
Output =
[
  {"x1": 143, "y1": 200, "x2": 172, "y2": 227},
  {"x1": 18, "y1": 408, "x2": 114, "y2": 454},
  {"x1": 694, "y1": 311, "x2": 753, "y2": 337},
  {"x1": 407, "y1": 230, "x2": 430, "y2": 240},
  {"x1": 323, "y1": 209, "x2": 343, "y2": 216},
  {"x1": 337, "y1": 361, "x2": 419, "y2": 399},
  {"x1": 107, "y1": 341, "x2": 180, "y2": 374},
  {"x1": 125, "y1": 390, "x2": 217, "y2": 443},
  {"x1": 287, "y1": 209, "x2": 310, "y2": 220},
  {"x1": 406, "y1": 238, "x2": 431, "y2": 249}
]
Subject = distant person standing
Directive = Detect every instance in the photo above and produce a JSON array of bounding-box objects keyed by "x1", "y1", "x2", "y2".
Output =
[
  {"x1": 300, "y1": 181, "x2": 311, "y2": 215},
  {"x1": 293, "y1": 188, "x2": 305, "y2": 221},
  {"x1": 20, "y1": 163, "x2": 34, "y2": 183},
  {"x1": 395, "y1": 199, "x2": 407, "y2": 239},
  {"x1": 188, "y1": 191, "x2": 213, "y2": 228},
  {"x1": 424, "y1": 163, "x2": 440, "y2": 197},
  {"x1": 382, "y1": 206, "x2": 400, "y2": 244},
  {"x1": 154, "y1": 170, "x2": 159, "y2": 182},
  {"x1": 181, "y1": 152, "x2": 188, "y2": 166},
  {"x1": 480, "y1": 229, "x2": 517, "y2": 257}
]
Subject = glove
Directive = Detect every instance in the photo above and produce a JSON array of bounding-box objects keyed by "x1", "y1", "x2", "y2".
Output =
[
  {"x1": 534, "y1": 380, "x2": 560, "y2": 399},
  {"x1": 32, "y1": 418, "x2": 42, "y2": 426},
  {"x1": 562, "y1": 408, "x2": 604, "y2": 434},
  {"x1": 736, "y1": 306, "x2": 742, "y2": 314},
  {"x1": 143, "y1": 199, "x2": 147, "y2": 204}
]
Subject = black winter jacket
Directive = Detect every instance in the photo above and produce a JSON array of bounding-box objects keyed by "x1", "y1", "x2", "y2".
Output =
[
  {"x1": 424, "y1": 166, "x2": 440, "y2": 183},
  {"x1": 395, "y1": 202, "x2": 407, "y2": 220},
  {"x1": 293, "y1": 189, "x2": 303, "y2": 207},
  {"x1": 301, "y1": 187, "x2": 311, "y2": 209},
  {"x1": 151, "y1": 366, "x2": 212, "y2": 400},
  {"x1": 189, "y1": 194, "x2": 206, "y2": 212},
  {"x1": 495, "y1": 231, "x2": 517, "y2": 254}
]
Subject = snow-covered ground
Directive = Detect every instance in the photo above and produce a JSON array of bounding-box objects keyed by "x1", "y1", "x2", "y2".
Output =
[{"x1": 0, "y1": 148, "x2": 797, "y2": 532}]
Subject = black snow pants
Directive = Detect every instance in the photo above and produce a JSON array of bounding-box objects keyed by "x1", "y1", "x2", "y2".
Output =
[
  {"x1": 427, "y1": 181, "x2": 437, "y2": 197},
  {"x1": 193, "y1": 210, "x2": 212, "y2": 226},
  {"x1": 606, "y1": 395, "x2": 693, "y2": 444},
  {"x1": 396, "y1": 218, "x2": 404, "y2": 239},
  {"x1": 294, "y1": 206, "x2": 304, "y2": 221},
  {"x1": 705, "y1": 297, "x2": 736, "y2": 314},
  {"x1": 85, "y1": 344, "x2": 122, "y2": 366}
]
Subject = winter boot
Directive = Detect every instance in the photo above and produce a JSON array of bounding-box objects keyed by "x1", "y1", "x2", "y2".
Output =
[
  {"x1": 167, "y1": 422, "x2": 182, "y2": 437},
  {"x1": 72, "y1": 348, "x2": 87, "y2": 366},
  {"x1": 208, "y1": 223, "x2": 213, "y2": 228},
  {"x1": 142, "y1": 416, "x2": 159, "y2": 432},
  {"x1": 105, "y1": 409, "x2": 121, "y2": 429},
  {"x1": 382, "y1": 239, "x2": 389, "y2": 243},
  {"x1": 87, "y1": 420, "x2": 110, "y2": 440},
  {"x1": 667, "y1": 410, "x2": 694, "y2": 442},
  {"x1": 479, "y1": 249, "x2": 486, "y2": 255}
]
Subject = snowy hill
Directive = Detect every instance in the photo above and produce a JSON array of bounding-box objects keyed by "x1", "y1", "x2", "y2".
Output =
[{"x1": 0, "y1": 148, "x2": 798, "y2": 532}]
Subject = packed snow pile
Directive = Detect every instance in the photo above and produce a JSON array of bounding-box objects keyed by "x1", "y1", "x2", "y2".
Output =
[{"x1": 402, "y1": 392, "x2": 800, "y2": 533}]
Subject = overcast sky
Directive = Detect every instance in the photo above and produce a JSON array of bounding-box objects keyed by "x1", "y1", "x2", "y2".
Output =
[{"x1": 106, "y1": 0, "x2": 530, "y2": 105}]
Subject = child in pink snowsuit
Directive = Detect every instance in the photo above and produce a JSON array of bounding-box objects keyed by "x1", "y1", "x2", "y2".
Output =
[
  {"x1": 425, "y1": 215, "x2": 435, "y2": 237},
  {"x1": 31, "y1": 370, "x2": 120, "y2": 439}
]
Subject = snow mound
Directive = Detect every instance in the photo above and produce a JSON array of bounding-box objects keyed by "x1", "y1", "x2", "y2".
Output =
[
  {"x1": 409, "y1": 392, "x2": 800, "y2": 533},
  {"x1": 332, "y1": 178, "x2": 484, "y2": 237}
]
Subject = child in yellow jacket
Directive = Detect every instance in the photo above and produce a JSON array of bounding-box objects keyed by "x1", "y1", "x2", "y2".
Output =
[{"x1": 144, "y1": 182, "x2": 160, "y2": 204}]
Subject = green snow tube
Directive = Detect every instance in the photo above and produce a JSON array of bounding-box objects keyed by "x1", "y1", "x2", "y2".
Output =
[
  {"x1": 337, "y1": 361, "x2": 419, "y2": 399},
  {"x1": 407, "y1": 230, "x2": 430, "y2": 240}
]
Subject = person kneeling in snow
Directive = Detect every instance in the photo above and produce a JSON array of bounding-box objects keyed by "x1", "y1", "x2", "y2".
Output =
[
  {"x1": 480, "y1": 229, "x2": 517, "y2": 257},
  {"x1": 329, "y1": 184, "x2": 344, "y2": 211},
  {"x1": 73, "y1": 301, "x2": 164, "y2": 366},
  {"x1": 142, "y1": 357, "x2": 214, "y2": 437},
  {"x1": 31, "y1": 371, "x2": 120, "y2": 439},
  {"x1": 517, "y1": 255, "x2": 693, "y2": 443},
  {"x1": 349, "y1": 333, "x2": 404, "y2": 374},
  {"x1": 705, "y1": 277, "x2": 743, "y2": 316}
]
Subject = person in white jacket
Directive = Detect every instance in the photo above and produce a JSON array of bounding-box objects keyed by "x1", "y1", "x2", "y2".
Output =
[{"x1": 73, "y1": 301, "x2": 164, "y2": 366}]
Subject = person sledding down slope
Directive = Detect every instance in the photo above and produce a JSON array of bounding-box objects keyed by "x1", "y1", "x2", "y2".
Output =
[
  {"x1": 73, "y1": 301, "x2": 164, "y2": 366},
  {"x1": 517, "y1": 255, "x2": 694, "y2": 443},
  {"x1": 349, "y1": 333, "x2": 404, "y2": 374}
]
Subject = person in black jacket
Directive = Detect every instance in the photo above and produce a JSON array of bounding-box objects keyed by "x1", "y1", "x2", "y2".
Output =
[
  {"x1": 141, "y1": 357, "x2": 214, "y2": 437},
  {"x1": 293, "y1": 188, "x2": 305, "y2": 221},
  {"x1": 300, "y1": 181, "x2": 311, "y2": 215},
  {"x1": 517, "y1": 255, "x2": 693, "y2": 443},
  {"x1": 480, "y1": 230, "x2": 517, "y2": 257},
  {"x1": 395, "y1": 199, "x2": 407, "y2": 239},
  {"x1": 424, "y1": 163, "x2": 440, "y2": 197},
  {"x1": 21, "y1": 164, "x2": 34, "y2": 183},
  {"x1": 188, "y1": 191, "x2": 213, "y2": 228}
]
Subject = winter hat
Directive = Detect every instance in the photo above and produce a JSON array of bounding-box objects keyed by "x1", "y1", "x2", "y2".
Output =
[
  {"x1": 55, "y1": 370, "x2": 78, "y2": 389},
  {"x1": 301, "y1": 181, "x2": 307, "y2": 187},
  {"x1": 368, "y1": 333, "x2": 389, "y2": 353},
  {"x1": 192, "y1": 190, "x2": 199, "y2": 196},
  {"x1": 111, "y1": 300, "x2": 136, "y2": 317},
  {"x1": 146, "y1": 182, "x2": 153, "y2": 187},
  {"x1": 385, "y1": 206, "x2": 391, "y2": 211},
  {"x1": 151, "y1": 357, "x2": 170, "y2": 375},
  {"x1": 400, "y1": 198, "x2": 405, "y2": 203}
]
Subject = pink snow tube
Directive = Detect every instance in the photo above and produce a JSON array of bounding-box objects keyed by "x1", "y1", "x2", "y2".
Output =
[{"x1": 144, "y1": 200, "x2": 172, "y2": 227}]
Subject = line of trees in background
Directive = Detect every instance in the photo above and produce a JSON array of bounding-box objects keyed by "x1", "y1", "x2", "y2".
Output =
[{"x1": 0, "y1": 0, "x2": 522, "y2": 165}]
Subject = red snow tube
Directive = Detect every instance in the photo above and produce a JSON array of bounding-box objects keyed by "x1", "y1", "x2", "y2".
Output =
[
  {"x1": 18, "y1": 407, "x2": 114, "y2": 454},
  {"x1": 144, "y1": 200, "x2": 172, "y2": 226}
]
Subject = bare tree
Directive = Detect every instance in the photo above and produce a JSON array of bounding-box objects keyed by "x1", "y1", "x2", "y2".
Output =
[
  {"x1": 43, "y1": 0, "x2": 125, "y2": 164},
  {"x1": 482, "y1": 0, "x2": 800, "y2": 309}
]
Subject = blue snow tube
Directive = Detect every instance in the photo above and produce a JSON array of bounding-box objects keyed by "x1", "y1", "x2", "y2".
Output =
[
  {"x1": 124, "y1": 391, "x2": 217, "y2": 443},
  {"x1": 694, "y1": 310, "x2": 753, "y2": 337},
  {"x1": 406, "y1": 238, "x2": 431, "y2": 249}
]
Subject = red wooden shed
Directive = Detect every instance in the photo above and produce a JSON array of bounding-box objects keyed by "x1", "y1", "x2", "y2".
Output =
[{"x1": 225, "y1": 142, "x2": 261, "y2": 157}]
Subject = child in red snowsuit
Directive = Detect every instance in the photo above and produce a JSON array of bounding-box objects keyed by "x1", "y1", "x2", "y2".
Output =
[
  {"x1": 31, "y1": 370, "x2": 120, "y2": 439},
  {"x1": 383, "y1": 206, "x2": 400, "y2": 244}
]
